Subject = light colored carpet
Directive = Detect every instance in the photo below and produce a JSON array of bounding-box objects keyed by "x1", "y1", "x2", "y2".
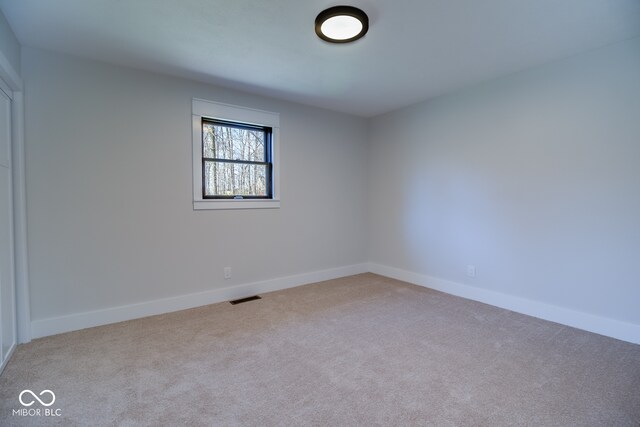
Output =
[{"x1": 1, "y1": 273, "x2": 639, "y2": 426}]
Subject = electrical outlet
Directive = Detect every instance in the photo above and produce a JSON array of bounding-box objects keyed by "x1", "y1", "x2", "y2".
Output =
[
  {"x1": 466, "y1": 265, "x2": 476, "y2": 278},
  {"x1": 224, "y1": 267, "x2": 231, "y2": 279}
]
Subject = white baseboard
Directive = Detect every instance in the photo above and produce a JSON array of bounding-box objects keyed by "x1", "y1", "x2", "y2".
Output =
[
  {"x1": 368, "y1": 262, "x2": 640, "y2": 345},
  {"x1": 31, "y1": 263, "x2": 368, "y2": 339},
  {"x1": 0, "y1": 342, "x2": 17, "y2": 374},
  {"x1": 29, "y1": 262, "x2": 640, "y2": 345}
]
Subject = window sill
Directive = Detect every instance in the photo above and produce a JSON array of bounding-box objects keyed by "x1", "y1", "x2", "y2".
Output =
[{"x1": 193, "y1": 199, "x2": 281, "y2": 210}]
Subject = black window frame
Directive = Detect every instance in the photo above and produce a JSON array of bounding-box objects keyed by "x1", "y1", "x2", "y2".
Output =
[{"x1": 201, "y1": 118, "x2": 273, "y2": 200}]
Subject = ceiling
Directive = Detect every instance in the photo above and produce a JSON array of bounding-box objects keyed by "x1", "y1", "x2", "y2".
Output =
[{"x1": 1, "y1": 0, "x2": 640, "y2": 117}]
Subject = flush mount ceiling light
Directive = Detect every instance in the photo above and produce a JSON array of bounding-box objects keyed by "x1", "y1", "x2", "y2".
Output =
[{"x1": 315, "y1": 6, "x2": 369, "y2": 43}]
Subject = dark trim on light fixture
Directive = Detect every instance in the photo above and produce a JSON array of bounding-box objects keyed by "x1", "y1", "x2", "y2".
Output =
[{"x1": 315, "y1": 6, "x2": 369, "y2": 43}]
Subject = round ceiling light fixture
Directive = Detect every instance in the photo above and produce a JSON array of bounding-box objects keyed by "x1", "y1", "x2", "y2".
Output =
[{"x1": 315, "y1": 6, "x2": 369, "y2": 43}]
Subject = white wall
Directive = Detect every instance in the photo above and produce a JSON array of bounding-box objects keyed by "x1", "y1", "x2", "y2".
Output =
[
  {"x1": 22, "y1": 48, "x2": 368, "y2": 327},
  {"x1": 368, "y1": 38, "x2": 640, "y2": 329},
  {"x1": 0, "y1": 9, "x2": 19, "y2": 76}
]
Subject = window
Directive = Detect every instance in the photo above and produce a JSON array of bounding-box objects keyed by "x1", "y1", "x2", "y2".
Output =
[
  {"x1": 192, "y1": 99, "x2": 280, "y2": 210},
  {"x1": 202, "y1": 119, "x2": 272, "y2": 199}
]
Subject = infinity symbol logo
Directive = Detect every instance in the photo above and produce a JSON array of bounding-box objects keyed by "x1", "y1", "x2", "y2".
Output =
[{"x1": 19, "y1": 390, "x2": 56, "y2": 407}]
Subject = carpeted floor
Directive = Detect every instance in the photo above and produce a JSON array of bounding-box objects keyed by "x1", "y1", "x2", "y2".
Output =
[{"x1": 1, "y1": 273, "x2": 639, "y2": 426}]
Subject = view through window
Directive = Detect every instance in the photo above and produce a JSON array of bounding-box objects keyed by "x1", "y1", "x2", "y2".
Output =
[{"x1": 201, "y1": 119, "x2": 273, "y2": 199}]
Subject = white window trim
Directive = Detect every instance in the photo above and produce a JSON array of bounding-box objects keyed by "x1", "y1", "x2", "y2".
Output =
[{"x1": 192, "y1": 99, "x2": 280, "y2": 210}]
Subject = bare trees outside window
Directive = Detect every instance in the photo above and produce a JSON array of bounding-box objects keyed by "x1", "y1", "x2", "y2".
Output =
[{"x1": 202, "y1": 119, "x2": 273, "y2": 198}]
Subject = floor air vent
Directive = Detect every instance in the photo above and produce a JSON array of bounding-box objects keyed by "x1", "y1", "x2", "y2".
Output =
[{"x1": 229, "y1": 295, "x2": 262, "y2": 305}]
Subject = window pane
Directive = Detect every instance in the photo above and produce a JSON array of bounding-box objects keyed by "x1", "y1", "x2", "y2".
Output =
[
  {"x1": 202, "y1": 122, "x2": 266, "y2": 162},
  {"x1": 204, "y1": 161, "x2": 268, "y2": 197}
]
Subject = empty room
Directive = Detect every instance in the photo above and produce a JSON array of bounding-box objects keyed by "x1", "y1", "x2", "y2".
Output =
[{"x1": 0, "y1": 0, "x2": 639, "y2": 425}]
